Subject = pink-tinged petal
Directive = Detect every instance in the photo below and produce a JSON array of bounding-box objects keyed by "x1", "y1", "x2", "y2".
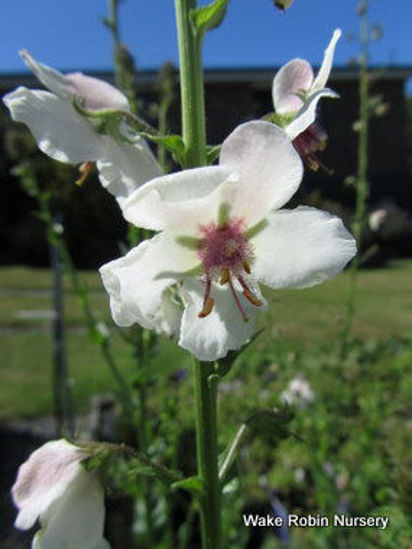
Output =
[
  {"x1": 285, "y1": 88, "x2": 339, "y2": 141},
  {"x1": 32, "y1": 468, "x2": 108, "y2": 549},
  {"x1": 12, "y1": 440, "x2": 88, "y2": 530},
  {"x1": 3, "y1": 87, "x2": 103, "y2": 163},
  {"x1": 96, "y1": 136, "x2": 162, "y2": 206},
  {"x1": 179, "y1": 279, "x2": 261, "y2": 361},
  {"x1": 122, "y1": 165, "x2": 234, "y2": 233},
  {"x1": 20, "y1": 50, "x2": 128, "y2": 112},
  {"x1": 272, "y1": 58, "x2": 314, "y2": 113},
  {"x1": 100, "y1": 234, "x2": 197, "y2": 330},
  {"x1": 20, "y1": 50, "x2": 74, "y2": 100},
  {"x1": 251, "y1": 206, "x2": 356, "y2": 289},
  {"x1": 66, "y1": 73, "x2": 129, "y2": 111},
  {"x1": 312, "y1": 29, "x2": 342, "y2": 91},
  {"x1": 219, "y1": 121, "x2": 303, "y2": 225}
]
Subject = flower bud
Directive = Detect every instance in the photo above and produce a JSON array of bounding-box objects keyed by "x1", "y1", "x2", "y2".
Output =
[{"x1": 273, "y1": 0, "x2": 294, "y2": 11}]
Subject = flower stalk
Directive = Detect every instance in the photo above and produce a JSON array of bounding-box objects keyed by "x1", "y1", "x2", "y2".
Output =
[{"x1": 341, "y1": 0, "x2": 370, "y2": 357}]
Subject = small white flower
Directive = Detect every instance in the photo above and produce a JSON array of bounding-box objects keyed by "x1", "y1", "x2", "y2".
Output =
[
  {"x1": 281, "y1": 375, "x2": 315, "y2": 408},
  {"x1": 12, "y1": 439, "x2": 109, "y2": 549},
  {"x1": 100, "y1": 121, "x2": 356, "y2": 361},
  {"x1": 3, "y1": 50, "x2": 161, "y2": 205}
]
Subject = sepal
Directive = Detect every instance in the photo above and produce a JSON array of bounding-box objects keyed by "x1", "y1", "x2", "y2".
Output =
[{"x1": 190, "y1": 0, "x2": 230, "y2": 39}]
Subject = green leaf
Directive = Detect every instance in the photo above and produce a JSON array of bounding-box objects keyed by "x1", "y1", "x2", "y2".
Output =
[
  {"x1": 190, "y1": 0, "x2": 230, "y2": 39},
  {"x1": 172, "y1": 476, "x2": 205, "y2": 497}
]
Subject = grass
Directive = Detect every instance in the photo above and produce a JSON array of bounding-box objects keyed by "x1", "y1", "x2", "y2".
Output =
[
  {"x1": 1, "y1": 263, "x2": 411, "y2": 547},
  {"x1": 1, "y1": 260, "x2": 411, "y2": 418}
]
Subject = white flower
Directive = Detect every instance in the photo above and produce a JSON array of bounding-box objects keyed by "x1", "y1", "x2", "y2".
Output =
[
  {"x1": 272, "y1": 29, "x2": 341, "y2": 140},
  {"x1": 272, "y1": 30, "x2": 341, "y2": 171},
  {"x1": 12, "y1": 439, "x2": 109, "y2": 549},
  {"x1": 100, "y1": 121, "x2": 356, "y2": 361},
  {"x1": 281, "y1": 375, "x2": 315, "y2": 408},
  {"x1": 3, "y1": 50, "x2": 161, "y2": 205}
]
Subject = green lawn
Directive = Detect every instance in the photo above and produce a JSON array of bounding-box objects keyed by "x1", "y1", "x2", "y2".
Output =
[{"x1": 1, "y1": 260, "x2": 411, "y2": 418}]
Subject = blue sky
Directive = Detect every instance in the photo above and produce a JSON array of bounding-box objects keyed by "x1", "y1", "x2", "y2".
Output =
[{"x1": 1, "y1": 1, "x2": 411, "y2": 85}]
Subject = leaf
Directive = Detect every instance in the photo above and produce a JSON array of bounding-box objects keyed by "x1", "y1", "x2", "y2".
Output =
[
  {"x1": 190, "y1": 0, "x2": 230, "y2": 39},
  {"x1": 172, "y1": 476, "x2": 205, "y2": 497}
]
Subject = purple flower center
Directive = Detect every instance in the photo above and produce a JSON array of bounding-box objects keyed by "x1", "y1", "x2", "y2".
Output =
[
  {"x1": 198, "y1": 219, "x2": 252, "y2": 275},
  {"x1": 196, "y1": 219, "x2": 262, "y2": 320}
]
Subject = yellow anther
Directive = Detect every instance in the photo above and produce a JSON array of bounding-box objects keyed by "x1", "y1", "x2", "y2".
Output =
[
  {"x1": 198, "y1": 296, "x2": 215, "y2": 318},
  {"x1": 219, "y1": 268, "x2": 230, "y2": 285},
  {"x1": 242, "y1": 259, "x2": 251, "y2": 274},
  {"x1": 75, "y1": 161, "x2": 93, "y2": 186},
  {"x1": 243, "y1": 289, "x2": 263, "y2": 307}
]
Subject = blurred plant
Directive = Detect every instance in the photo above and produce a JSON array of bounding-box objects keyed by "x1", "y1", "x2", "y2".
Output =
[{"x1": 341, "y1": 0, "x2": 373, "y2": 356}]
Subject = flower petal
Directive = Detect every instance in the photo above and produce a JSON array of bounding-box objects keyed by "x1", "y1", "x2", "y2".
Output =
[
  {"x1": 219, "y1": 121, "x2": 303, "y2": 224},
  {"x1": 251, "y1": 206, "x2": 356, "y2": 289},
  {"x1": 285, "y1": 88, "x2": 339, "y2": 141},
  {"x1": 33, "y1": 468, "x2": 108, "y2": 549},
  {"x1": 178, "y1": 279, "x2": 261, "y2": 361},
  {"x1": 272, "y1": 59, "x2": 314, "y2": 113},
  {"x1": 66, "y1": 72, "x2": 129, "y2": 110},
  {"x1": 3, "y1": 87, "x2": 103, "y2": 163},
  {"x1": 312, "y1": 29, "x2": 342, "y2": 91},
  {"x1": 20, "y1": 49, "x2": 74, "y2": 100},
  {"x1": 96, "y1": 136, "x2": 162, "y2": 205},
  {"x1": 12, "y1": 440, "x2": 88, "y2": 530},
  {"x1": 122, "y1": 165, "x2": 234, "y2": 232},
  {"x1": 100, "y1": 234, "x2": 197, "y2": 330}
]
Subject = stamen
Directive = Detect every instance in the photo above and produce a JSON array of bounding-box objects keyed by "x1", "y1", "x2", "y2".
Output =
[
  {"x1": 242, "y1": 288, "x2": 264, "y2": 307},
  {"x1": 242, "y1": 259, "x2": 251, "y2": 274},
  {"x1": 198, "y1": 296, "x2": 215, "y2": 318},
  {"x1": 219, "y1": 268, "x2": 230, "y2": 285},
  {"x1": 198, "y1": 278, "x2": 214, "y2": 318},
  {"x1": 227, "y1": 276, "x2": 248, "y2": 322},
  {"x1": 237, "y1": 275, "x2": 264, "y2": 307},
  {"x1": 75, "y1": 161, "x2": 93, "y2": 186}
]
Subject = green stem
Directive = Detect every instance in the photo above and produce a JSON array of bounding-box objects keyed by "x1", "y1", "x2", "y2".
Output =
[
  {"x1": 175, "y1": 1, "x2": 221, "y2": 545},
  {"x1": 192, "y1": 360, "x2": 222, "y2": 549},
  {"x1": 341, "y1": 0, "x2": 369, "y2": 357},
  {"x1": 175, "y1": 0, "x2": 207, "y2": 167}
]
